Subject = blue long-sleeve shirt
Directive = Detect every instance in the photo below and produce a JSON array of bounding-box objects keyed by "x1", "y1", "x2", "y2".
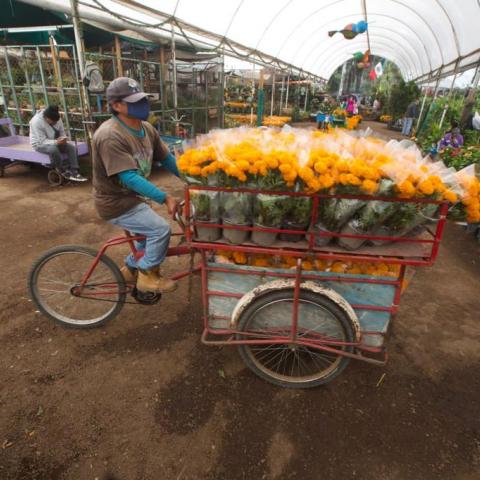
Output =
[{"x1": 118, "y1": 152, "x2": 179, "y2": 205}]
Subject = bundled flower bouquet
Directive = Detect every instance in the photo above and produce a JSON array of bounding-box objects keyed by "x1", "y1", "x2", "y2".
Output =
[{"x1": 177, "y1": 127, "x2": 477, "y2": 249}]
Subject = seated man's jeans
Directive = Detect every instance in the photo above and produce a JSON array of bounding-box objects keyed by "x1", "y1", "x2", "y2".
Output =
[
  {"x1": 35, "y1": 143, "x2": 79, "y2": 172},
  {"x1": 108, "y1": 203, "x2": 171, "y2": 271}
]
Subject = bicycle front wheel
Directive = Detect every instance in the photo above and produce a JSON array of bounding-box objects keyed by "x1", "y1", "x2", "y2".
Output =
[{"x1": 29, "y1": 245, "x2": 126, "y2": 328}]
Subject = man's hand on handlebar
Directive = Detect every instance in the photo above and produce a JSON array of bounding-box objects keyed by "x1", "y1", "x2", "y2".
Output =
[{"x1": 165, "y1": 194, "x2": 180, "y2": 216}]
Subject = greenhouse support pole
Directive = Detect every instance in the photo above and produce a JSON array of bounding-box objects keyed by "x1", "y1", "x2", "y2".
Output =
[
  {"x1": 4, "y1": 49, "x2": 23, "y2": 134},
  {"x1": 439, "y1": 62, "x2": 459, "y2": 129},
  {"x1": 205, "y1": 71, "x2": 209, "y2": 133},
  {"x1": 114, "y1": 35, "x2": 123, "y2": 76},
  {"x1": 270, "y1": 70, "x2": 276, "y2": 117},
  {"x1": 304, "y1": 80, "x2": 309, "y2": 112},
  {"x1": 35, "y1": 46, "x2": 49, "y2": 106},
  {"x1": 418, "y1": 70, "x2": 442, "y2": 135},
  {"x1": 218, "y1": 59, "x2": 224, "y2": 128},
  {"x1": 279, "y1": 74, "x2": 285, "y2": 115},
  {"x1": 257, "y1": 69, "x2": 265, "y2": 127},
  {"x1": 416, "y1": 89, "x2": 428, "y2": 129},
  {"x1": 70, "y1": 0, "x2": 85, "y2": 79},
  {"x1": 170, "y1": 24, "x2": 178, "y2": 120},
  {"x1": 48, "y1": 36, "x2": 61, "y2": 88},
  {"x1": 285, "y1": 72, "x2": 290, "y2": 108},
  {"x1": 338, "y1": 61, "x2": 347, "y2": 98},
  {"x1": 21, "y1": 47, "x2": 36, "y2": 113},
  {"x1": 250, "y1": 62, "x2": 256, "y2": 125}
]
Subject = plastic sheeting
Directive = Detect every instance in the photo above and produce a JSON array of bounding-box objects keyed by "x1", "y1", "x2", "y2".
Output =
[{"x1": 23, "y1": 0, "x2": 480, "y2": 81}]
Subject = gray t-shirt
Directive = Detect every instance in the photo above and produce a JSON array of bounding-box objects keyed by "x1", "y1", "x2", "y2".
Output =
[{"x1": 92, "y1": 117, "x2": 169, "y2": 220}]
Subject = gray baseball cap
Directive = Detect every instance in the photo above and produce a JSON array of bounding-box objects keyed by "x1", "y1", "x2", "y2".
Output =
[{"x1": 106, "y1": 77, "x2": 149, "y2": 103}]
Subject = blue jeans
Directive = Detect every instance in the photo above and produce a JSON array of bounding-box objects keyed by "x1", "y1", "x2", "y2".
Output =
[
  {"x1": 35, "y1": 143, "x2": 79, "y2": 172},
  {"x1": 402, "y1": 117, "x2": 414, "y2": 136},
  {"x1": 108, "y1": 203, "x2": 171, "y2": 270}
]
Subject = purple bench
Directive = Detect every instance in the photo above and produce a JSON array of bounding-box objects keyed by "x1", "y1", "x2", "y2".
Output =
[{"x1": 0, "y1": 117, "x2": 88, "y2": 184}]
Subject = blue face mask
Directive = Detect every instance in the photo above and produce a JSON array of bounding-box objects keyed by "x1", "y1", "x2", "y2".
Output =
[{"x1": 127, "y1": 98, "x2": 150, "y2": 121}]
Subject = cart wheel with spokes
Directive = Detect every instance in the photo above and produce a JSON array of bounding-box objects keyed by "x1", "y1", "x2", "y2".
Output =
[
  {"x1": 28, "y1": 245, "x2": 126, "y2": 328},
  {"x1": 236, "y1": 289, "x2": 355, "y2": 388},
  {"x1": 47, "y1": 169, "x2": 64, "y2": 186}
]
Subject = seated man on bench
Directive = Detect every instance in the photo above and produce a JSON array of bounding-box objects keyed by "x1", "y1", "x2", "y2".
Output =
[{"x1": 29, "y1": 105, "x2": 87, "y2": 182}]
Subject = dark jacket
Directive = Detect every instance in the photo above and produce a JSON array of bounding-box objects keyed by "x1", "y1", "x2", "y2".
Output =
[{"x1": 406, "y1": 102, "x2": 419, "y2": 118}]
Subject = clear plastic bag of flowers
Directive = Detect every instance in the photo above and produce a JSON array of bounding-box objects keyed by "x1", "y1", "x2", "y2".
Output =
[
  {"x1": 315, "y1": 182, "x2": 367, "y2": 248},
  {"x1": 252, "y1": 193, "x2": 289, "y2": 246},
  {"x1": 338, "y1": 179, "x2": 396, "y2": 250},
  {"x1": 221, "y1": 190, "x2": 253, "y2": 244},
  {"x1": 280, "y1": 194, "x2": 312, "y2": 242}
]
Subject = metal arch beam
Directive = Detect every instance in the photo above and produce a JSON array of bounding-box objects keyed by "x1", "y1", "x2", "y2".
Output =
[
  {"x1": 386, "y1": 0, "x2": 445, "y2": 65},
  {"x1": 223, "y1": 0, "x2": 244, "y2": 38},
  {"x1": 312, "y1": 35, "x2": 418, "y2": 79},
  {"x1": 254, "y1": 0, "x2": 294, "y2": 51},
  {"x1": 320, "y1": 45, "x2": 413, "y2": 81},
  {"x1": 431, "y1": 0, "x2": 461, "y2": 59},
  {"x1": 303, "y1": 25, "x2": 423, "y2": 79},
  {"x1": 86, "y1": 0, "x2": 326, "y2": 79},
  {"x1": 274, "y1": 0, "x2": 344, "y2": 58},
  {"x1": 296, "y1": 12, "x2": 432, "y2": 76}
]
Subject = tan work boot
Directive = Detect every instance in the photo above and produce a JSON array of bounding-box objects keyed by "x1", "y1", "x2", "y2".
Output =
[
  {"x1": 136, "y1": 268, "x2": 177, "y2": 293},
  {"x1": 120, "y1": 265, "x2": 137, "y2": 283}
]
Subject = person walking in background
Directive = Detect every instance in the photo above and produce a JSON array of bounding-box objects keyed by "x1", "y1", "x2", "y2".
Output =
[
  {"x1": 29, "y1": 105, "x2": 87, "y2": 182},
  {"x1": 401, "y1": 99, "x2": 420, "y2": 137},
  {"x1": 346, "y1": 96, "x2": 355, "y2": 116}
]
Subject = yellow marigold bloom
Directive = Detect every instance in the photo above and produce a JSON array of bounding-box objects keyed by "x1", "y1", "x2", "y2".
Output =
[
  {"x1": 319, "y1": 174, "x2": 335, "y2": 189},
  {"x1": 236, "y1": 160, "x2": 250, "y2": 171},
  {"x1": 188, "y1": 166, "x2": 201, "y2": 176},
  {"x1": 331, "y1": 262, "x2": 347, "y2": 273},
  {"x1": 233, "y1": 251, "x2": 247, "y2": 265},
  {"x1": 397, "y1": 180, "x2": 416, "y2": 198},
  {"x1": 314, "y1": 161, "x2": 329, "y2": 174},
  {"x1": 299, "y1": 166, "x2": 314, "y2": 182},
  {"x1": 336, "y1": 160, "x2": 350, "y2": 173},
  {"x1": 418, "y1": 180, "x2": 434, "y2": 196},
  {"x1": 362, "y1": 179, "x2": 378, "y2": 195},
  {"x1": 279, "y1": 164, "x2": 292, "y2": 174},
  {"x1": 307, "y1": 178, "x2": 321, "y2": 192}
]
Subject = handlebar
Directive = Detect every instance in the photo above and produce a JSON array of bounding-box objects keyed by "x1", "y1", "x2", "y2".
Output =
[{"x1": 174, "y1": 200, "x2": 186, "y2": 231}]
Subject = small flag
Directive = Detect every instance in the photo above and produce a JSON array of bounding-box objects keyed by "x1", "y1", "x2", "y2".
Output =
[{"x1": 375, "y1": 62, "x2": 384, "y2": 77}]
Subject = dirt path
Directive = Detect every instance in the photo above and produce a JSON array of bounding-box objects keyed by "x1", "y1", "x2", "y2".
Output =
[{"x1": 0, "y1": 124, "x2": 479, "y2": 479}]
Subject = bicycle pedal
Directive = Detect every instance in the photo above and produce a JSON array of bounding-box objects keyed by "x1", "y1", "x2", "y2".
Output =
[{"x1": 131, "y1": 287, "x2": 162, "y2": 305}]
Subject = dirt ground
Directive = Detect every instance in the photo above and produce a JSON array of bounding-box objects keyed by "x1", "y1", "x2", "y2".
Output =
[{"x1": 0, "y1": 121, "x2": 479, "y2": 480}]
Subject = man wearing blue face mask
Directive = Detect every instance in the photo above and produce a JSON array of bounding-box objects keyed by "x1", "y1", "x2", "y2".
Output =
[{"x1": 92, "y1": 77, "x2": 180, "y2": 293}]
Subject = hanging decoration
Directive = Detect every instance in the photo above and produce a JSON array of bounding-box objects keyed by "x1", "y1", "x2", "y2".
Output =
[
  {"x1": 368, "y1": 69, "x2": 377, "y2": 80},
  {"x1": 353, "y1": 50, "x2": 371, "y2": 69},
  {"x1": 374, "y1": 62, "x2": 384, "y2": 77},
  {"x1": 328, "y1": 20, "x2": 368, "y2": 39}
]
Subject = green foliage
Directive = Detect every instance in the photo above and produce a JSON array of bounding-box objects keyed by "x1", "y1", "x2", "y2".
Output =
[
  {"x1": 387, "y1": 80, "x2": 420, "y2": 118},
  {"x1": 253, "y1": 194, "x2": 288, "y2": 227},
  {"x1": 463, "y1": 130, "x2": 480, "y2": 146},
  {"x1": 441, "y1": 146, "x2": 480, "y2": 171}
]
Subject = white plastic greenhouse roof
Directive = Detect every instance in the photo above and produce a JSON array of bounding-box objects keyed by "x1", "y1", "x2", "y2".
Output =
[{"x1": 21, "y1": 0, "x2": 480, "y2": 82}]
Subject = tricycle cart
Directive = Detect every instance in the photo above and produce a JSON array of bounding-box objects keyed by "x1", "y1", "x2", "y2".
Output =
[
  {"x1": 28, "y1": 185, "x2": 448, "y2": 388},
  {"x1": 0, "y1": 118, "x2": 88, "y2": 185}
]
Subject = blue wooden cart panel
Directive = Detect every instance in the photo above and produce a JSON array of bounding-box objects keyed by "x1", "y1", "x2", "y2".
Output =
[{"x1": 207, "y1": 262, "x2": 394, "y2": 347}]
